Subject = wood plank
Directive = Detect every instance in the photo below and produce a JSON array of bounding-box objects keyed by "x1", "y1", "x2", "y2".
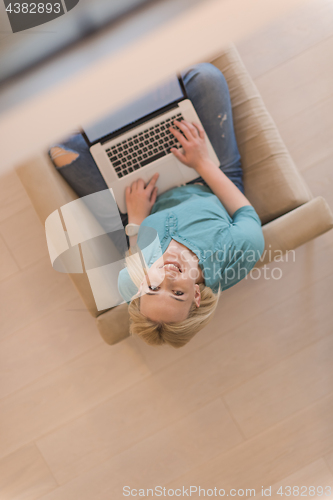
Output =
[
  {"x1": 237, "y1": 0, "x2": 333, "y2": 79},
  {"x1": 302, "y1": 155, "x2": 333, "y2": 210},
  {"x1": 35, "y1": 399, "x2": 242, "y2": 498},
  {"x1": 0, "y1": 297, "x2": 102, "y2": 399},
  {"x1": 0, "y1": 171, "x2": 30, "y2": 224},
  {"x1": 269, "y1": 93, "x2": 333, "y2": 172},
  {"x1": 35, "y1": 267, "x2": 333, "y2": 485},
  {"x1": 0, "y1": 205, "x2": 49, "y2": 270},
  {"x1": 36, "y1": 392, "x2": 333, "y2": 499},
  {"x1": 325, "y1": 450, "x2": 333, "y2": 477},
  {"x1": 0, "y1": 444, "x2": 57, "y2": 500},
  {"x1": 270, "y1": 458, "x2": 333, "y2": 500},
  {"x1": 254, "y1": 35, "x2": 333, "y2": 126},
  {"x1": 0, "y1": 340, "x2": 150, "y2": 460},
  {"x1": 164, "y1": 392, "x2": 333, "y2": 496},
  {"x1": 224, "y1": 301, "x2": 333, "y2": 437},
  {"x1": 0, "y1": 257, "x2": 77, "y2": 341},
  {"x1": 0, "y1": 235, "x2": 19, "y2": 281}
]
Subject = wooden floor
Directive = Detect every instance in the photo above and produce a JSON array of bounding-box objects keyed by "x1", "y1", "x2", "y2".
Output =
[{"x1": 1, "y1": 1, "x2": 333, "y2": 498}]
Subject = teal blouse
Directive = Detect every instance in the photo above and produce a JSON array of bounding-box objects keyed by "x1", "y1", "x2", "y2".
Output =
[{"x1": 118, "y1": 184, "x2": 265, "y2": 302}]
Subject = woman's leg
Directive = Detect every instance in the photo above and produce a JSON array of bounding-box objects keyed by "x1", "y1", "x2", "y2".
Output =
[
  {"x1": 181, "y1": 62, "x2": 244, "y2": 194},
  {"x1": 49, "y1": 134, "x2": 108, "y2": 197},
  {"x1": 49, "y1": 62, "x2": 242, "y2": 236}
]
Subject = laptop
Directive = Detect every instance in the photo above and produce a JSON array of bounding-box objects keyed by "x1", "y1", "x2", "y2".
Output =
[{"x1": 82, "y1": 75, "x2": 219, "y2": 214}]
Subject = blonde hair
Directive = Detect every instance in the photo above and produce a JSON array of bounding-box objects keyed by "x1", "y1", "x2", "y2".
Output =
[
  {"x1": 124, "y1": 246, "x2": 220, "y2": 348},
  {"x1": 128, "y1": 283, "x2": 219, "y2": 348}
]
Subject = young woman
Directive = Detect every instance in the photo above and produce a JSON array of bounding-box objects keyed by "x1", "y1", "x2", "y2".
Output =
[{"x1": 49, "y1": 63, "x2": 265, "y2": 349}]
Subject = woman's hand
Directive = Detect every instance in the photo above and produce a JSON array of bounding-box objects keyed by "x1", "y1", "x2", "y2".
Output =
[
  {"x1": 125, "y1": 173, "x2": 159, "y2": 225},
  {"x1": 169, "y1": 119, "x2": 213, "y2": 173}
]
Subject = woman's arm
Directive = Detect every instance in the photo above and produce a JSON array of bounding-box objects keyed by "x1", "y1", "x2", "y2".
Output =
[
  {"x1": 194, "y1": 159, "x2": 251, "y2": 217},
  {"x1": 170, "y1": 120, "x2": 252, "y2": 217}
]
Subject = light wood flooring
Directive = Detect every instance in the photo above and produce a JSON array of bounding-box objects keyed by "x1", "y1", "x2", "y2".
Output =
[{"x1": 0, "y1": 0, "x2": 333, "y2": 498}]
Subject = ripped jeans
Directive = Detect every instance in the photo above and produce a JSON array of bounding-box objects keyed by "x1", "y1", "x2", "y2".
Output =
[{"x1": 49, "y1": 62, "x2": 244, "y2": 232}]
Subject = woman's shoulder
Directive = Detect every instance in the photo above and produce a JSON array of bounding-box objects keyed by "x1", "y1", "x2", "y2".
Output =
[
  {"x1": 201, "y1": 205, "x2": 265, "y2": 292},
  {"x1": 228, "y1": 204, "x2": 265, "y2": 254}
]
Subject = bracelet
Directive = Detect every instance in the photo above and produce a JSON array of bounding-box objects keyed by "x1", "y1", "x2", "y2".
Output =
[{"x1": 125, "y1": 223, "x2": 140, "y2": 236}]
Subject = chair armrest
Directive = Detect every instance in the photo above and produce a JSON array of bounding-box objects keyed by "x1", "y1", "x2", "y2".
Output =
[
  {"x1": 257, "y1": 196, "x2": 333, "y2": 267},
  {"x1": 96, "y1": 303, "x2": 130, "y2": 345}
]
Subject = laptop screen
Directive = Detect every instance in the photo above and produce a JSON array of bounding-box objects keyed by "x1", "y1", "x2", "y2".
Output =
[{"x1": 83, "y1": 75, "x2": 184, "y2": 144}]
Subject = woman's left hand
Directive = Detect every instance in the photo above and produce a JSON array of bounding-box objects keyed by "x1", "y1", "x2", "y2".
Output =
[{"x1": 125, "y1": 173, "x2": 159, "y2": 225}]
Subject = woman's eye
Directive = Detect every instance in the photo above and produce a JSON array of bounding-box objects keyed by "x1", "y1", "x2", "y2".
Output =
[
  {"x1": 173, "y1": 291, "x2": 184, "y2": 296},
  {"x1": 148, "y1": 285, "x2": 160, "y2": 291}
]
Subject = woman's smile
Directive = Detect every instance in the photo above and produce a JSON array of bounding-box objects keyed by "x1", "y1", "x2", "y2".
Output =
[{"x1": 160, "y1": 261, "x2": 182, "y2": 273}]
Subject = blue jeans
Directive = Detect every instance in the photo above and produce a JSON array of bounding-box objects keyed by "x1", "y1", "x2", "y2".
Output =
[
  {"x1": 50, "y1": 62, "x2": 243, "y2": 231},
  {"x1": 182, "y1": 63, "x2": 243, "y2": 192}
]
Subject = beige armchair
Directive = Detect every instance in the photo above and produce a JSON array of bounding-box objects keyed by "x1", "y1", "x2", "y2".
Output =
[{"x1": 16, "y1": 44, "x2": 333, "y2": 345}]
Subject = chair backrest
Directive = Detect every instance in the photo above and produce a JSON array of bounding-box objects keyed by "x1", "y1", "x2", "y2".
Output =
[{"x1": 211, "y1": 45, "x2": 313, "y2": 225}]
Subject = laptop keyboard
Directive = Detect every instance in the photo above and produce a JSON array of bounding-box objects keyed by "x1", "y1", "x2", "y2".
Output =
[{"x1": 105, "y1": 112, "x2": 185, "y2": 178}]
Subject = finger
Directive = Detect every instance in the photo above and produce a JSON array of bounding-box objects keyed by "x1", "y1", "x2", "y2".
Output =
[
  {"x1": 171, "y1": 147, "x2": 188, "y2": 165},
  {"x1": 125, "y1": 185, "x2": 131, "y2": 199},
  {"x1": 137, "y1": 178, "x2": 145, "y2": 190},
  {"x1": 180, "y1": 120, "x2": 198, "y2": 137},
  {"x1": 129, "y1": 180, "x2": 136, "y2": 193},
  {"x1": 169, "y1": 126, "x2": 187, "y2": 147},
  {"x1": 171, "y1": 120, "x2": 194, "y2": 141},
  {"x1": 192, "y1": 122, "x2": 205, "y2": 139},
  {"x1": 150, "y1": 186, "x2": 158, "y2": 205},
  {"x1": 145, "y1": 172, "x2": 159, "y2": 195}
]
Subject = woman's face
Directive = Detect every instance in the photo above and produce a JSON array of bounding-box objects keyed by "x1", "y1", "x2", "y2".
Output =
[{"x1": 138, "y1": 240, "x2": 202, "y2": 323}]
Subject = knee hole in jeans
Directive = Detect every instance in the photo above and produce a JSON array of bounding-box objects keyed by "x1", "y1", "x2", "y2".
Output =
[{"x1": 49, "y1": 147, "x2": 79, "y2": 168}]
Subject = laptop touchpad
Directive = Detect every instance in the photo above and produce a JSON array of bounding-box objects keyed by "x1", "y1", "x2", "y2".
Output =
[{"x1": 142, "y1": 156, "x2": 185, "y2": 195}]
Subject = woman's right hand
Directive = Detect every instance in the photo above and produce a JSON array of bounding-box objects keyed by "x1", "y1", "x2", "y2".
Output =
[
  {"x1": 169, "y1": 119, "x2": 214, "y2": 174},
  {"x1": 125, "y1": 173, "x2": 159, "y2": 225}
]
